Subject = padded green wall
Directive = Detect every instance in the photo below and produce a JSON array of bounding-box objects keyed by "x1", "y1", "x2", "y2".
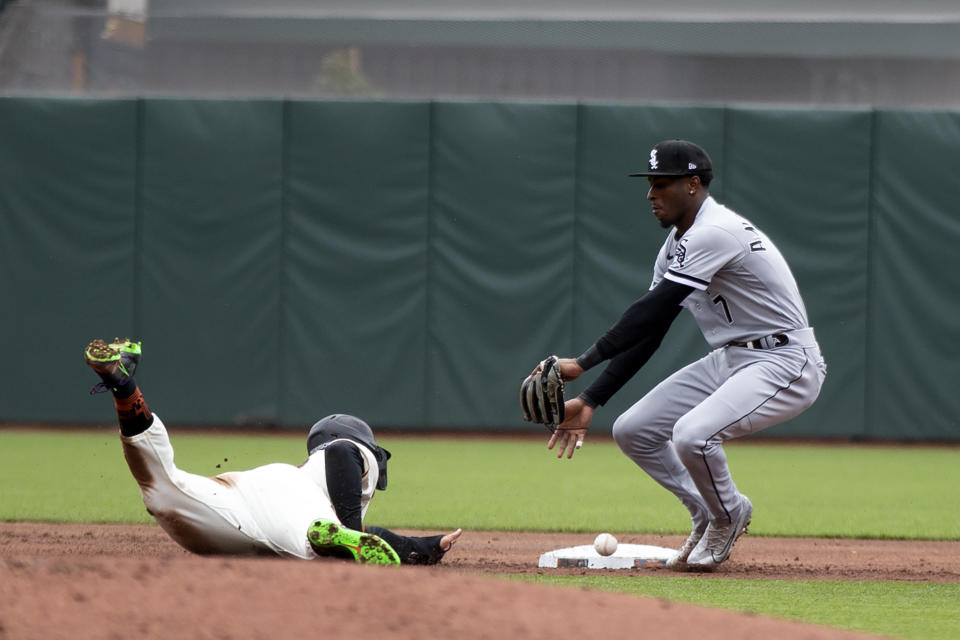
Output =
[
  {"x1": 282, "y1": 100, "x2": 430, "y2": 427},
  {"x1": 0, "y1": 98, "x2": 138, "y2": 422},
  {"x1": 869, "y1": 111, "x2": 960, "y2": 439},
  {"x1": 428, "y1": 102, "x2": 578, "y2": 427},
  {"x1": 138, "y1": 99, "x2": 285, "y2": 423},
  {"x1": 0, "y1": 97, "x2": 956, "y2": 440}
]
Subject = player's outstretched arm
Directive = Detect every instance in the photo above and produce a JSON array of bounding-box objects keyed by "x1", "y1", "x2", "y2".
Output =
[
  {"x1": 364, "y1": 526, "x2": 463, "y2": 565},
  {"x1": 591, "y1": 279, "x2": 692, "y2": 361},
  {"x1": 323, "y1": 441, "x2": 366, "y2": 530}
]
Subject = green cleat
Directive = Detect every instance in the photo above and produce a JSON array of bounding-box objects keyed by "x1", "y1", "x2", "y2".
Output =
[
  {"x1": 307, "y1": 519, "x2": 400, "y2": 566},
  {"x1": 83, "y1": 338, "x2": 142, "y2": 394}
]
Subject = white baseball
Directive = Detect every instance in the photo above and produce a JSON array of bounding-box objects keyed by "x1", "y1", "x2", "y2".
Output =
[{"x1": 593, "y1": 533, "x2": 618, "y2": 556}]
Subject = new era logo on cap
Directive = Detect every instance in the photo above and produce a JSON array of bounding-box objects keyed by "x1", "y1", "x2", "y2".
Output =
[{"x1": 630, "y1": 140, "x2": 713, "y2": 178}]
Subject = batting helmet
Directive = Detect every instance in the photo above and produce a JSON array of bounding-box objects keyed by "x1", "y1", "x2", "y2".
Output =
[{"x1": 306, "y1": 414, "x2": 391, "y2": 490}]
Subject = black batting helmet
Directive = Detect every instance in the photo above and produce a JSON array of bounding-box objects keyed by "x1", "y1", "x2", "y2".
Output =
[{"x1": 306, "y1": 414, "x2": 391, "y2": 490}]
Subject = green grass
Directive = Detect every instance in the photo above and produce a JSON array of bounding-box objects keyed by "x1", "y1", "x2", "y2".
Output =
[
  {"x1": 2, "y1": 430, "x2": 959, "y2": 539},
  {"x1": 513, "y1": 575, "x2": 960, "y2": 640},
  {"x1": 0, "y1": 429, "x2": 309, "y2": 522},
  {"x1": 371, "y1": 438, "x2": 960, "y2": 539},
  {"x1": 2, "y1": 428, "x2": 959, "y2": 640}
]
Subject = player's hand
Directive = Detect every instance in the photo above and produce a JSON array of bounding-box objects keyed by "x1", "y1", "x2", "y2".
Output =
[
  {"x1": 529, "y1": 357, "x2": 583, "y2": 382},
  {"x1": 556, "y1": 358, "x2": 584, "y2": 382},
  {"x1": 440, "y1": 528, "x2": 463, "y2": 552},
  {"x1": 547, "y1": 398, "x2": 594, "y2": 459}
]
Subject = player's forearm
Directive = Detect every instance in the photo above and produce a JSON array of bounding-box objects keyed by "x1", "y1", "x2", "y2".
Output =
[
  {"x1": 576, "y1": 279, "x2": 691, "y2": 370},
  {"x1": 580, "y1": 329, "x2": 670, "y2": 407},
  {"x1": 364, "y1": 526, "x2": 448, "y2": 565},
  {"x1": 323, "y1": 441, "x2": 366, "y2": 530}
]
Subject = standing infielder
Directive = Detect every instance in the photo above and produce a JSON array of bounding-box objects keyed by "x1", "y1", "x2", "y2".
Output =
[
  {"x1": 83, "y1": 338, "x2": 462, "y2": 565},
  {"x1": 536, "y1": 140, "x2": 826, "y2": 569}
]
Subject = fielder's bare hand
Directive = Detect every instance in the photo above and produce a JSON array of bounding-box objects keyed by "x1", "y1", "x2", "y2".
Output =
[{"x1": 547, "y1": 397, "x2": 595, "y2": 459}]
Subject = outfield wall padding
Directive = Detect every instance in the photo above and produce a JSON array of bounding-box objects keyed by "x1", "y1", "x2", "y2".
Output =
[{"x1": 0, "y1": 97, "x2": 956, "y2": 440}]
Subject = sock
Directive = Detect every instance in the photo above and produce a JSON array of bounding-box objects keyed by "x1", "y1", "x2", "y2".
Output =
[
  {"x1": 112, "y1": 378, "x2": 137, "y2": 400},
  {"x1": 114, "y1": 387, "x2": 153, "y2": 437}
]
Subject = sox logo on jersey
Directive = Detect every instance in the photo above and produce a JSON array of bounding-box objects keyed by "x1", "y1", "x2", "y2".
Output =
[{"x1": 674, "y1": 238, "x2": 688, "y2": 267}]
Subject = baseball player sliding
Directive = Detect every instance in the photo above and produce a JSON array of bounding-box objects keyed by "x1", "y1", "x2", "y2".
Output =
[
  {"x1": 83, "y1": 338, "x2": 461, "y2": 565},
  {"x1": 532, "y1": 140, "x2": 826, "y2": 569}
]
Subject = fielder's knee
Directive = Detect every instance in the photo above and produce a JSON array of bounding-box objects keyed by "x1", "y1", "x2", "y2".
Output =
[
  {"x1": 613, "y1": 413, "x2": 668, "y2": 455},
  {"x1": 611, "y1": 413, "x2": 636, "y2": 451},
  {"x1": 671, "y1": 422, "x2": 706, "y2": 463}
]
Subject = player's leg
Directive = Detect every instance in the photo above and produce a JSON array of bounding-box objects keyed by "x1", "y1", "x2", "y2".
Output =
[
  {"x1": 121, "y1": 417, "x2": 274, "y2": 555},
  {"x1": 84, "y1": 338, "x2": 271, "y2": 556},
  {"x1": 673, "y1": 342, "x2": 826, "y2": 568},
  {"x1": 83, "y1": 338, "x2": 152, "y2": 436},
  {"x1": 611, "y1": 349, "x2": 725, "y2": 563},
  {"x1": 674, "y1": 344, "x2": 825, "y2": 522}
]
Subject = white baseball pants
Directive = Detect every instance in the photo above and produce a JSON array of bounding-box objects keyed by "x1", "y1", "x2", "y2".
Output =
[{"x1": 121, "y1": 415, "x2": 337, "y2": 558}]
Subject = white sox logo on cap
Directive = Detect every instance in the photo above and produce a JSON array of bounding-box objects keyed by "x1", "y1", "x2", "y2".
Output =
[{"x1": 629, "y1": 140, "x2": 713, "y2": 178}]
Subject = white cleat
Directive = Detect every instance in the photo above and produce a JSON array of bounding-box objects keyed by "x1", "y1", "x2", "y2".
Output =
[
  {"x1": 687, "y1": 495, "x2": 753, "y2": 570},
  {"x1": 665, "y1": 525, "x2": 707, "y2": 568}
]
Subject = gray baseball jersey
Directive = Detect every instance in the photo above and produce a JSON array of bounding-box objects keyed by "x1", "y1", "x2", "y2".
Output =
[
  {"x1": 613, "y1": 194, "x2": 825, "y2": 531},
  {"x1": 651, "y1": 196, "x2": 809, "y2": 348}
]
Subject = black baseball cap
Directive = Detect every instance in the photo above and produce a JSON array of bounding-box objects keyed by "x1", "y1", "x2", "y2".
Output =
[{"x1": 629, "y1": 139, "x2": 713, "y2": 179}]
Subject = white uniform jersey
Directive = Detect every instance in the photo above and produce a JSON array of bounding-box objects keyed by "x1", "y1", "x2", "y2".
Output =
[
  {"x1": 651, "y1": 196, "x2": 809, "y2": 349},
  {"x1": 123, "y1": 417, "x2": 381, "y2": 559},
  {"x1": 217, "y1": 437, "x2": 380, "y2": 556}
]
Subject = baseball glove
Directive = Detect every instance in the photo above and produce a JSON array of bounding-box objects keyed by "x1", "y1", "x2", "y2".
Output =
[{"x1": 520, "y1": 355, "x2": 565, "y2": 431}]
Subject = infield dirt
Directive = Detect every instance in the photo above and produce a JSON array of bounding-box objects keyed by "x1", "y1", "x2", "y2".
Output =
[{"x1": 3, "y1": 522, "x2": 958, "y2": 640}]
